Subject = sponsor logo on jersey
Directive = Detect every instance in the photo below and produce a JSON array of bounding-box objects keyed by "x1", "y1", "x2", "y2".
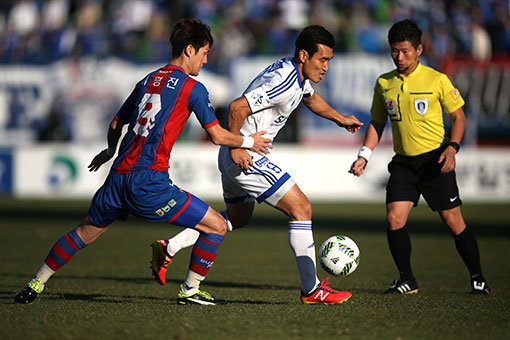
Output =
[
  {"x1": 414, "y1": 98, "x2": 429, "y2": 115},
  {"x1": 271, "y1": 115, "x2": 288, "y2": 126},
  {"x1": 155, "y1": 199, "x2": 177, "y2": 216},
  {"x1": 385, "y1": 99, "x2": 396, "y2": 117},
  {"x1": 252, "y1": 93, "x2": 264, "y2": 105}
]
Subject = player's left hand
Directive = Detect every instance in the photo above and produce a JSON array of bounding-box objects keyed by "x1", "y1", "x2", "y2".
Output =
[
  {"x1": 438, "y1": 147, "x2": 456, "y2": 173},
  {"x1": 88, "y1": 149, "x2": 114, "y2": 172},
  {"x1": 338, "y1": 115, "x2": 363, "y2": 133},
  {"x1": 249, "y1": 130, "x2": 273, "y2": 156}
]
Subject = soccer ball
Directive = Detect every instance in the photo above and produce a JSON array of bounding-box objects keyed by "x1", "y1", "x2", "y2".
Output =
[{"x1": 319, "y1": 235, "x2": 360, "y2": 277}]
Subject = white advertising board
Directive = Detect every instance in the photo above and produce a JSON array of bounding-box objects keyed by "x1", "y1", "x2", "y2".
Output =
[{"x1": 13, "y1": 144, "x2": 510, "y2": 202}]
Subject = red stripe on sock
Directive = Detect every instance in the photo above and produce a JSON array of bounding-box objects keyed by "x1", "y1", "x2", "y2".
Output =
[
  {"x1": 198, "y1": 237, "x2": 220, "y2": 247},
  {"x1": 192, "y1": 247, "x2": 218, "y2": 262},
  {"x1": 189, "y1": 261, "x2": 209, "y2": 276},
  {"x1": 65, "y1": 233, "x2": 79, "y2": 250},
  {"x1": 53, "y1": 242, "x2": 73, "y2": 262},
  {"x1": 45, "y1": 256, "x2": 62, "y2": 271}
]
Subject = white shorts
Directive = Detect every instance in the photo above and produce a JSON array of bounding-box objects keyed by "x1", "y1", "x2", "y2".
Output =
[{"x1": 218, "y1": 146, "x2": 295, "y2": 206}]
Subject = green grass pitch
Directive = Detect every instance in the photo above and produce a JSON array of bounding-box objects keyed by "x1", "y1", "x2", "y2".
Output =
[{"x1": 1, "y1": 199, "x2": 509, "y2": 339}]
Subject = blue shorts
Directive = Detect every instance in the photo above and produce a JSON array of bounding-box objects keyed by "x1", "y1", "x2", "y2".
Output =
[{"x1": 86, "y1": 169, "x2": 209, "y2": 228}]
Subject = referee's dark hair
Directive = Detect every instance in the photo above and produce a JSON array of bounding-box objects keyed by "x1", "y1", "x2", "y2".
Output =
[
  {"x1": 170, "y1": 18, "x2": 213, "y2": 58},
  {"x1": 294, "y1": 25, "x2": 335, "y2": 58},
  {"x1": 388, "y1": 19, "x2": 422, "y2": 49}
]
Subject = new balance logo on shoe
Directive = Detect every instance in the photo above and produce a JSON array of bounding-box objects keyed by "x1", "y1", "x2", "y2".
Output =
[
  {"x1": 300, "y1": 277, "x2": 351, "y2": 304},
  {"x1": 313, "y1": 290, "x2": 330, "y2": 301}
]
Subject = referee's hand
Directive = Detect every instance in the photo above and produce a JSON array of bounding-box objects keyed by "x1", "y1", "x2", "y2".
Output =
[
  {"x1": 438, "y1": 147, "x2": 456, "y2": 173},
  {"x1": 349, "y1": 157, "x2": 367, "y2": 177}
]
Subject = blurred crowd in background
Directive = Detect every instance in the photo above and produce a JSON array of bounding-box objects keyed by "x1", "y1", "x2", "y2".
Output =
[{"x1": 1, "y1": 0, "x2": 509, "y2": 71}]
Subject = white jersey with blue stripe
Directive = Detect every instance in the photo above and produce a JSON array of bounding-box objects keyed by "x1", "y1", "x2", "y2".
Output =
[
  {"x1": 242, "y1": 57, "x2": 314, "y2": 146},
  {"x1": 219, "y1": 57, "x2": 311, "y2": 205}
]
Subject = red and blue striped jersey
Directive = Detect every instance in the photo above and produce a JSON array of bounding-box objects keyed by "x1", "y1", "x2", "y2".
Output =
[{"x1": 111, "y1": 64, "x2": 218, "y2": 173}]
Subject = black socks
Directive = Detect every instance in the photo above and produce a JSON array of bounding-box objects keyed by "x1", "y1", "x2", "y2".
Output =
[
  {"x1": 387, "y1": 227, "x2": 414, "y2": 281},
  {"x1": 454, "y1": 227, "x2": 484, "y2": 278}
]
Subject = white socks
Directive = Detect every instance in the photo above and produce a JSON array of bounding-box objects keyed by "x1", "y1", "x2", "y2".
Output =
[
  {"x1": 35, "y1": 263, "x2": 56, "y2": 285},
  {"x1": 183, "y1": 271, "x2": 205, "y2": 294},
  {"x1": 288, "y1": 221, "x2": 320, "y2": 294},
  {"x1": 167, "y1": 228, "x2": 200, "y2": 257}
]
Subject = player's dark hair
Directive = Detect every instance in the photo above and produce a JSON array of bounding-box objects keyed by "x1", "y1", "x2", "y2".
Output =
[
  {"x1": 294, "y1": 25, "x2": 335, "y2": 59},
  {"x1": 388, "y1": 19, "x2": 422, "y2": 48},
  {"x1": 170, "y1": 18, "x2": 213, "y2": 58}
]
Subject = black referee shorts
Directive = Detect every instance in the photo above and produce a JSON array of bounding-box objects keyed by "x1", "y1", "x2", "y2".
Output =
[{"x1": 386, "y1": 147, "x2": 462, "y2": 211}]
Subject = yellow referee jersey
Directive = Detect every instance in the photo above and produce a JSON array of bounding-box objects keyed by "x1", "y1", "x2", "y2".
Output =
[{"x1": 371, "y1": 63, "x2": 465, "y2": 156}]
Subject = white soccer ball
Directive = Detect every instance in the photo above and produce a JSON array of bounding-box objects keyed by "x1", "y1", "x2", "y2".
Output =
[{"x1": 319, "y1": 235, "x2": 360, "y2": 277}]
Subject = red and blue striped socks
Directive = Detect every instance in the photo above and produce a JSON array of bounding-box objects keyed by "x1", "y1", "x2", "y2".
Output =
[
  {"x1": 44, "y1": 229, "x2": 87, "y2": 271},
  {"x1": 183, "y1": 232, "x2": 224, "y2": 293}
]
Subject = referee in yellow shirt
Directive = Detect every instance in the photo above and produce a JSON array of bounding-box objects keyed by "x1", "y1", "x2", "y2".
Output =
[{"x1": 350, "y1": 19, "x2": 490, "y2": 295}]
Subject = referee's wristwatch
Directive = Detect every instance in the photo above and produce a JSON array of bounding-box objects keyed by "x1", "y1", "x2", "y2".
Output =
[{"x1": 448, "y1": 142, "x2": 460, "y2": 153}]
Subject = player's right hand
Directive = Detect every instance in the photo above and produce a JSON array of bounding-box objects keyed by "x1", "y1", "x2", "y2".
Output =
[
  {"x1": 88, "y1": 149, "x2": 114, "y2": 172},
  {"x1": 338, "y1": 115, "x2": 363, "y2": 133},
  {"x1": 349, "y1": 157, "x2": 367, "y2": 177},
  {"x1": 249, "y1": 130, "x2": 273, "y2": 156}
]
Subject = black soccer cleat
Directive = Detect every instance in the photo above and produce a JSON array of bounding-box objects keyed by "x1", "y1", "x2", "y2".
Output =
[
  {"x1": 383, "y1": 278, "x2": 419, "y2": 294},
  {"x1": 470, "y1": 280, "x2": 490, "y2": 295},
  {"x1": 14, "y1": 279, "x2": 44, "y2": 304}
]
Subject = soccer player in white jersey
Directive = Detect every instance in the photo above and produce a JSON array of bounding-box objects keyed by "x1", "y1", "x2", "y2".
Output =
[{"x1": 151, "y1": 25, "x2": 363, "y2": 304}]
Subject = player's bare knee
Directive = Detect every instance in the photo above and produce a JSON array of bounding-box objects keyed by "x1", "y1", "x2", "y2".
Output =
[
  {"x1": 386, "y1": 212, "x2": 405, "y2": 230},
  {"x1": 211, "y1": 216, "x2": 228, "y2": 235},
  {"x1": 75, "y1": 224, "x2": 109, "y2": 244},
  {"x1": 288, "y1": 200, "x2": 312, "y2": 221},
  {"x1": 439, "y1": 208, "x2": 465, "y2": 229}
]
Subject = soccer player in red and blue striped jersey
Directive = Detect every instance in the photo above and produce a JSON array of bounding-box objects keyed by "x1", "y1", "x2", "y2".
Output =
[{"x1": 14, "y1": 18, "x2": 272, "y2": 306}]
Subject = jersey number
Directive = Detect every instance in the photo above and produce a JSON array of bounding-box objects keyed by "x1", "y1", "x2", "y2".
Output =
[
  {"x1": 134, "y1": 93, "x2": 161, "y2": 137},
  {"x1": 266, "y1": 162, "x2": 282, "y2": 173}
]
